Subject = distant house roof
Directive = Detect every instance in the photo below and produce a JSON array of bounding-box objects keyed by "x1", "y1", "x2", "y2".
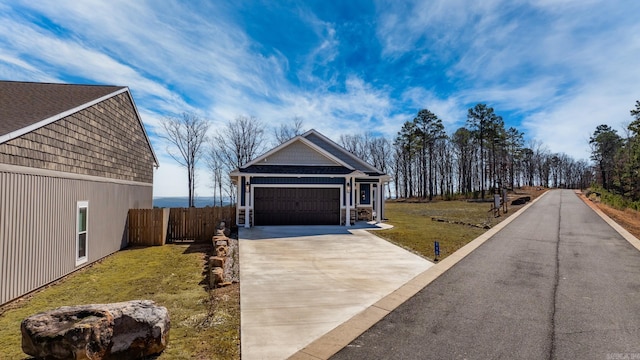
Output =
[
  {"x1": 301, "y1": 130, "x2": 385, "y2": 175},
  {"x1": 232, "y1": 129, "x2": 386, "y2": 178},
  {"x1": 0, "y1": 80, "x2": 158, "y2": 166}
]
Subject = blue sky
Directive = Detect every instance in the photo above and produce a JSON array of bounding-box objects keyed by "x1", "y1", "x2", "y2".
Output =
[{"x1": 1, "y1": 0, "x2": 639, "y2": 197}]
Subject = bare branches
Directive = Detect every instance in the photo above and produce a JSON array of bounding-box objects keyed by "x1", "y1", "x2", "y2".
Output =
[
  {"x1": 274, "y1": 116, "x2": 305, "y2": 145},
  {"x1": 161, "y1": 112, "x2": 210, "y2": 207},
  {"x1": 205, "y1": 142, "x2": 226, "y2": 207},
  {"x1": 216, "y1": 115, "x2": 266, "y2": 170}
]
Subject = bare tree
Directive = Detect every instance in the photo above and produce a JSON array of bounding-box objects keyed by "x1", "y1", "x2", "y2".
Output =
[
  {"x1": 274, "y1": 116, "x2": 305, "y2": 145},
  {"x1": 217, "y1": 115, "x2": 266, "y2": 169},
  {"x1": 161, "y1": 112, "x2": 210, "y2": 207},
  {"x1": 339, "y1": 133, "x2": 371, "y2": 161},
  {"x1": 205, "y1": 141, "x2": 226, "y2": 207},
  {"x1": 368, "y1": 137, "x2": 391, "y2": 173}
]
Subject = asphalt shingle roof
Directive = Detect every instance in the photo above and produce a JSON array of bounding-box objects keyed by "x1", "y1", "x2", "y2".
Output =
[
  {"x1": 303, "y1": 132, "x2": 379, "y2": 173},
  {"x1": 0, "y1": 81, "x2": 124, "y2": 137}
]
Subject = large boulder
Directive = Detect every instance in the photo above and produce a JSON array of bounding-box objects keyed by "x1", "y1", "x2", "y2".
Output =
[{"x1": 21, "y1": 300, "x2": 169, "y2": 360}]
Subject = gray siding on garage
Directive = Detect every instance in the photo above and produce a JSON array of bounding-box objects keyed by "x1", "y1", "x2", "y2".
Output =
[{"x1": 0, "y1": 168, "x2": 152, "y2": 305}]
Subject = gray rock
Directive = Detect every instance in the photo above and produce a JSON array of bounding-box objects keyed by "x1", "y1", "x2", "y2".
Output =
[{"x1": 21, "y1": 300, "x2": 169, "y2": 360}]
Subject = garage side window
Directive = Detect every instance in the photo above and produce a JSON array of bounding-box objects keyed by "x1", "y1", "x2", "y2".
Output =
[{"x1": 76, "y1": 201, "x2": 88, "y2": 266}]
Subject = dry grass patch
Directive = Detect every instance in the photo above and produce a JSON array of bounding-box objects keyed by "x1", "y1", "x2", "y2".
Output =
[
  {"x1": 376, "y1": 189, "x2": 544, "y2": 260},
  {"x1": 375, "y1": 201, "x2": 491, "y2": 260},
  {"x1": 0, "y1": 244, "x2": 240, "y2": 360}
]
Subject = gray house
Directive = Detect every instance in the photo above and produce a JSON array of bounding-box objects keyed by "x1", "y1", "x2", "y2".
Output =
[
  {"x1": 0, "y1": 81, "x2": 158, "y2": 305},
  {"x1": 230, "y1": 129, "x2": 389, "y2": 227}
]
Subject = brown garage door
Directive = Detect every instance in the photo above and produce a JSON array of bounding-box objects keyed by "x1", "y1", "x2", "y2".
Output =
[{"x1": 254, "y1": 187, "x2": 340, "y2": 225}]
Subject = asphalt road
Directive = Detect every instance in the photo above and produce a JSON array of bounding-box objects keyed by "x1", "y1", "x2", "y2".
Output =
[{"x1": 332, "y1": 190, "x2": 640, "y2": 360}]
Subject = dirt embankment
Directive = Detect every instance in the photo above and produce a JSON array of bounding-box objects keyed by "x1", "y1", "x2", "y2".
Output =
[{"x1": 577, "y1": 191, "x2": 640, "y2": 240}]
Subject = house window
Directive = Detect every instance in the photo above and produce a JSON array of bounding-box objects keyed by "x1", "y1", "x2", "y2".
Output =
[{"x1": 76, "y1": 201, "x2": 88, "y2": 266}]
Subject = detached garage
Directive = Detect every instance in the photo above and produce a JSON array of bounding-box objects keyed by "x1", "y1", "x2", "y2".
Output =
[{"x1": 230, "y1": 129, "x2": 389, "y2": 227}]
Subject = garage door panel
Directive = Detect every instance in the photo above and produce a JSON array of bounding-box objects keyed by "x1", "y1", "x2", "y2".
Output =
[{"x1": 254, "y1": 187, "x2": 340, "y2": 226}]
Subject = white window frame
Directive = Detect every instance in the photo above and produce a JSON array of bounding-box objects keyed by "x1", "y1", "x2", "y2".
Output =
[{"x1": 76, "y1": 201, "x2": 89, "y2": 266}]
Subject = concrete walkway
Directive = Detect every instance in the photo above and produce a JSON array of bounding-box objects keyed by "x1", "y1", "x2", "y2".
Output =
[{"x1": 239, "y1": 223, "x2": 433, "y2": 360}]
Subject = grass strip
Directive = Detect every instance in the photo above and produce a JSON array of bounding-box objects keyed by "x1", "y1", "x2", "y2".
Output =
[{"x1": 0, "y1": 244, "x2": 240, "y2": 360}]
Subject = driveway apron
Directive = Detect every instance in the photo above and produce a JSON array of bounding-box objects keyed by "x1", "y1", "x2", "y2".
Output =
[
  {"x1": 239, "y1": 224, "x2": 433, "y2": 360},
  {"x1": 332, "y1": 189, "x2": 640, "y2": 360}
]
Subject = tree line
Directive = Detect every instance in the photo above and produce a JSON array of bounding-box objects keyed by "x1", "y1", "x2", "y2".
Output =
[
  {"x1": 162, "y1": 103, "x2": 593, "y2": 206},
  {"x1": 589, "y1": 100, "x2": 640, "y2": 201},
  {"x1": 340, "y1": 104, "x2": 592, "y2": 200}
]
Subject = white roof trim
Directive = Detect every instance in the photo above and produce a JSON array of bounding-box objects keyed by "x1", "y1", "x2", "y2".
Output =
[
  {"x1": 301, "y1": 129, "x2": 386, "y2": 174},
  {"x1": 0, "y1": 87, "x2": 159, "y2": 167},
  {"x1": 230, "y1": 171, "x2": 347, "y2": 178},
  {"x1": 229, "y1": 169, "x2": 390, "y2": 181},
  {"x1": 0, "y1": 162, "x2": 153, "y2": 186},
  {"x1": 241, "y1": 135, "x2": 354, "y2": 170}
]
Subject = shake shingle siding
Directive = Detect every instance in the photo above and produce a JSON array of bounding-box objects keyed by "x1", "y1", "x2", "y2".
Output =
[{"x1": 0, "y1": 93, "x2": 154, "y2": 183}]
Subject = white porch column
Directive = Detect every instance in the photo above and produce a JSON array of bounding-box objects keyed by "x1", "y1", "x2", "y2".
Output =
[
  {"x1": 375, "y1": 181, "x2": 382, "y2": 223},
  {"x1": 244, "y1": 179, "x2": 250, "y2": 228},
  {"x1": 236, "y1": 176, "x2": 241, "y2": 226},
  {"x1": 345, "y1": 178, "x2": 351, "y2": 226}
]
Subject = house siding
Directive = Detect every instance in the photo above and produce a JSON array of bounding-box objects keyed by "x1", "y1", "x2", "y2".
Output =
[
  {"x1": 0, "y1": 169, "x2": 152, "y2": 305},
  {"x1": 0, "y1": 93, "x2": 154, "y2": 183},
  {"x1": 266, "y1": 140, "x2": 336, "y2": 165}
]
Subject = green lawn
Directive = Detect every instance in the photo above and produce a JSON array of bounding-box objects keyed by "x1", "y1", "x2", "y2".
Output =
[
  {"x1": 375, "y1": 199, "x2": 523, "y2": 260},
  {"x1": 0, "y1": 244, "x2": 240, "y2": 360}
]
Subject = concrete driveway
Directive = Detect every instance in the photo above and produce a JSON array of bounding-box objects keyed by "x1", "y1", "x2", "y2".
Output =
[{"x1": 239, "y1": 223, "x2": 433, "y2": 360}]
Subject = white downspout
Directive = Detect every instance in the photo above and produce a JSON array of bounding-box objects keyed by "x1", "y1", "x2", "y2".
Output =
[
  {"x1": 375, "y1": 181, "x2": 381, "y2": 223},
  {"x1": 345, "y1": 178, "x2": 351, "y2": 226}
]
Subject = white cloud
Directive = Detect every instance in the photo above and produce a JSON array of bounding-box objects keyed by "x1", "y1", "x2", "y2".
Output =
[
  {"x1": 374, "y1": 0, "x2": 640, "y2": 161},
  {"x1": 4, "y1": 0, "x2": 640, "y2": 196}
]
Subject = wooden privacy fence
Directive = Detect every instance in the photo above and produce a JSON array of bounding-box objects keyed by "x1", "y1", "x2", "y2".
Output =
[
  {"x1": 167, "y1": 206, "x2": 235, "y2": 242},
  {"x1": 128, "y1": 208, "x2": 170, "y2": 246},
  {"x1": 128, "y1": 206, "x2": 236, "y2": 246}
]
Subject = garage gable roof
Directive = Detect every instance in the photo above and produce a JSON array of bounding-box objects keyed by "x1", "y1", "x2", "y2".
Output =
[
  {"x1": 301, "y1": 130, "x2": 384, "y2": 175},
  {"x1": 236, "y1": 129, "x2": 387, "y2": 177},
  {"x1": 241, "y1": 131, "x2": 354, "y2": 170}
]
